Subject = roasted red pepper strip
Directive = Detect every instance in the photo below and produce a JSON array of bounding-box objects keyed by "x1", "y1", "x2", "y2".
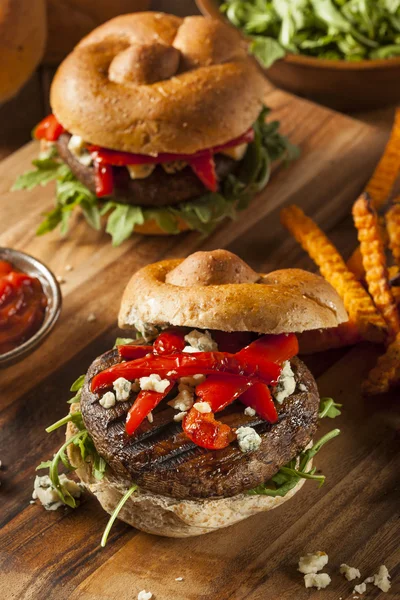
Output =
[
  {"x1": 89, "y1": 128, "x2": 254, "y2": 167},
  {"x1": 239, "y1": 382, "x2": 278, "y2": 423},
  {"x1": 91, "y1": 351, "x2": 281, "y2": 393},
  {"x1": 238, "y1": 333, "x2": 299, "y2": 367},
  {"x1": 188, "y1": 152, "x2": 217, "y2": 192},
  {"x1": 196, "y1": 373, "x2": 253, "y2": 412},
  {"x1": 182, "y1": 407, "x2": 235, "y2": 450},
  {"x1": 153, "y1": 329, "x2": 186, "y2": 355},
  {"x1": 34, "y1": 114, "x2": 65, "y2": 141},
  {"x1": 118, "y1": 345, "x2": 153, "y2": 360},
  {"x1": 125, "y1": 382, "x2": 174, "y2": 436},
  {"x1": 94, "y1": 161, "x2": 114, "y2": 197}
]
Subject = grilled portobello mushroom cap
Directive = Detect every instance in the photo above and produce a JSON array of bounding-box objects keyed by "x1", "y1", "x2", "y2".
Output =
[
  {"x1": 80, "y1": 346, "x2": 320, "y2": 500},
  {"x1": 56, "y1": 133, "x2": 236, "y2": 208}
]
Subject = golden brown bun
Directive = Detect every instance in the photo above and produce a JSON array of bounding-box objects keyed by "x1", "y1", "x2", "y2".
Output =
[
  {"x1": 0, "y1": 0, "x2": 47, "y2": 103},
  {"x1": 66, "y1": 415, "x2": 307, "y2": 538},
  {"x1": 50, "y1": 13, "x2": 267, "y2": 154},
  {"x1": 118, "y1": 249, "x2": 348, "y2": 334},
  {"x1": 44, "y1": 0, "x2": 150, "y2": 64}
]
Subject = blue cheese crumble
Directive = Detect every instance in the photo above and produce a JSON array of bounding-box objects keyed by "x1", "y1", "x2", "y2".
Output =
[
  {"x1": 274, "y1": 361, "x2": 296, "y2": 404},
  {"x1": 236, "y1": 426, "x2": 261, "y2": 453}
]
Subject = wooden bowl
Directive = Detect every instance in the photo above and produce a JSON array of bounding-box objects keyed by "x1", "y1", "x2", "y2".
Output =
[{"x1": 196, "y1": 0, "x2": 400, "y2": 111}]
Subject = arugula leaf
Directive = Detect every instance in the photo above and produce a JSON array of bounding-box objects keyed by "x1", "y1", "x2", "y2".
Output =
[
  {"x1": 36, "y1": 431, "x2": 84, "y2": 507},
  {"x1": 36, "y1": 372, "x2": 109, "y2": 509},
  {"x1": 70, "y1": 374, "x2": 86, "y2": 392},
  {"x1": 371, "y1": 43, "x2": 400, "y2": 57},
  {"x1": 37, "y1": 424, "x2": 107, "y2": 506},
  {"x1": 36, "y1": 460, "x2": 53, "y2": 470},
  {"x1": 114, "y1": 337, "x2": 135, "y2": 347},
  {"x1": 222, "y1": 0, "x2": 400, "y2": 64},
  {"x1": 93, "y1": 454, "x2": 107, "y2": 481},
  {"x1": 100, "y1": 484, "x2": 138, "y2": 547},
  {"x1": 247, "y1": 429, "x2": 340, "y2": 496},
  {"x1": 12, "y1": 159, "x2": 70, "y2": 191},
  {"x1": 250, "y1": 36, "x2": 286, "y2": 67},
  {"x1": 45, "y1": 411, "x2": 84, "y2": 433},
  {"x1": 105, "y1": 204, "x2": 145, "y2": 246},
  {"x1": 144, "y1": 206, "x2": 178, "y2": 234},
  {"x1": 319, "y1": 397, "x2": 342, "y2": 419},
  {"x1": 67, "y1": 389, "x2": 82, "y2": 405}
]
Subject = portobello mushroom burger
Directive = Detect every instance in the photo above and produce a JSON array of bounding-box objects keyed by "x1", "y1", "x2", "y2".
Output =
[
  {"x1": 37, "y1": 250, "x2": 345, "y2": 539},
  {"x1": 13, "y1": 13, "x2": 297, "y2": 244}
]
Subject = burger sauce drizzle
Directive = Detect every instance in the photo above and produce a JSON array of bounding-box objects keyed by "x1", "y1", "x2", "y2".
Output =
[{"x1": 0, "y1": 261, "x2": 47, "y2": 355}]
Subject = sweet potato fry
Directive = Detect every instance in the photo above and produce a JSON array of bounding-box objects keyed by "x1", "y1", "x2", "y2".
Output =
[
  {"x1": 298, "y1": 321, "x2": 362, "y2": 354},
  {"x1": 363, "y1": 331, "x2": 400, "y2": 395},
  {"x1": 280, "y1": 205, "x2": 387, "y2": 343},
  {"x1": 386, "y1": 199, "x2": 400, "y2": 268},
  {"x1": 347, "y1": 217, "x2": 389, "y2": 280},
  {"x1": 352, "y1": 194, "x2": 399, "y2": 340},
  {"x1": 346, "y1": 248, "x2": 365, "y2": 281},
  {"x1": 389, "y1": 266, "x2": 400, "y2": 306},
  {"x1": 392, "y1": 287, "x2": 400, "y2": 307},
  {"x1": 347, "y1": 109, "x2": 400, "y2": 277},
  {"x1": 365, "y1": 109, "x2": 400, "y2": 209}
]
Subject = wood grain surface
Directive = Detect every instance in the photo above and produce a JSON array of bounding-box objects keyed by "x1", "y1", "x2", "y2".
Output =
[{"x1": 1, "y1": 89, "x2": 399, "y2": 600}]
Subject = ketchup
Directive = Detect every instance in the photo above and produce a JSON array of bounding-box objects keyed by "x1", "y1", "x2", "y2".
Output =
[{"x1": 0, "y1": 260, "x2": 48, "y2": 355}]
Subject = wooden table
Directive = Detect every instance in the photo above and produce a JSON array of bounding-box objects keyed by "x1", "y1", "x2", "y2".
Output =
[{"x1": 1, "y1": 82, "x2": 399, "y2": 599}]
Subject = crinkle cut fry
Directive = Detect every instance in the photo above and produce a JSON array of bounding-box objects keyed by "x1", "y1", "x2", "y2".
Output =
[
  {"x1": 389, "y1": 266, "x2": 400, "y2": 306},
  {"x1": 365, "y1": 109, "x2": 400, "y2": 209},
  {"x1": 352, "y1": 193, "x2": 400, "y2": 340},
  {"x1": 347, "y1": 109, "x2": 400, "y2": 277},
  {"x1": 386, "y1": 197, "x2": 400, "y2": 268},
  {"x1": 280, "y1": 204, "x2": 387, "y2": 343},
  {"x1": 363, "y1": 331, "x2": 400, "y2": 395}
]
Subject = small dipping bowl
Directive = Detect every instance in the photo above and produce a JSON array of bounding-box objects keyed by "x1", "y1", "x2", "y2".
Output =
[{"x1": 0, "y1": 248, "x2": 62, "y2": 367}]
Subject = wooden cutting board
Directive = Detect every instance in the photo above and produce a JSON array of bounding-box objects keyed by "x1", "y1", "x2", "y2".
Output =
[{"x1": 1, "y1": 89, "x2": 399, "y2": 600}]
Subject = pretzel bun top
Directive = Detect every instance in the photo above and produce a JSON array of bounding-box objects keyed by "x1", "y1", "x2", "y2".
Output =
[
  {"x1": 50, "y1": 13, "x2": 267, "y2": 155},
  {"x1": 118, "y1": 250, "x2": 348, "y2": 334}
]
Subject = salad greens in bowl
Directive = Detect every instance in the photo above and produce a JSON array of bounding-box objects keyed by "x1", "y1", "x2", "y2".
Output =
[{"x1": 197, "y1": 0, "x2": 400, "y2": 110}]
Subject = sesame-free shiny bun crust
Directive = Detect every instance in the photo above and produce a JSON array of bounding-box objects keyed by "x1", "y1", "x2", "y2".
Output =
[
  {"x1": 50, "y1": 13, "x2": 267, "y2": 155},
  {"x1": 118, "y1": 250, "x2": 348, "y2": 334}
]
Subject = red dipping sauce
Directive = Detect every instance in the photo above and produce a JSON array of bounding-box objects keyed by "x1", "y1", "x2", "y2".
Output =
[{"x1": 0, "y1": 260, "x2": 48, "y2": 355}]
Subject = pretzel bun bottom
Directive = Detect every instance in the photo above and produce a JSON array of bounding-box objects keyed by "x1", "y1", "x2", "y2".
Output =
[
  {"x1": 50, "y1": 13, "x2": 267, "y2": 154},
  {"x1": 67, "y1": 421, "x2": 306, "y2": 538}
]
